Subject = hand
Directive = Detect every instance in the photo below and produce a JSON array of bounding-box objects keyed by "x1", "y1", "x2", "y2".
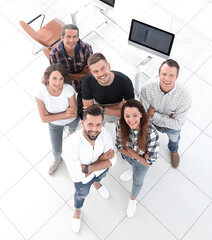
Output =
[
  {"x1": 81, "y1": 164, "x2": 87, "y2": 172},
  {"x1": 82, "y1": 65, "x2": 90, "y2": 74},
  {"x1": 117, "y1": 101, "x2": 126, "y2": 109},
  {"x1": 69, "y1": 107, "x2": 77, "y2": 116},
  {"x1": 97, "y1": 149, "x2": 115, "y2": 162},
  {"x1": 64, "y1": 107, "x2": 77, "y2": 118},
  {"x1": 148, "y1": 106, "x2": 155, "y2": 117},
  {"x1": 81, "y1": 164, "x2": 92, "y2": 176},
  {"x1": 106, "y1": 101, "x2": 126, "y2": 110},
  {"x1": 144, "y1": 154, "x2": 149, "y2": 160},
  {"x1": 43, "y1": 109, "x2": 50, "y2": 116},
  {"x1": 125, "y1": 147, "x2": 134, "y2": 155}
]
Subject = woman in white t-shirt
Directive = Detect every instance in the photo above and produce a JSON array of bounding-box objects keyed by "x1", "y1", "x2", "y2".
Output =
[{"x1": 35, "y1": 63, "x2": 80, "y2": 175}]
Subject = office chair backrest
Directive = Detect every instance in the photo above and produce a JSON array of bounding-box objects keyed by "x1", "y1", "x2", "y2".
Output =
[{"x1": 19, "y1": 15, "x2": 65, "y2": 57}]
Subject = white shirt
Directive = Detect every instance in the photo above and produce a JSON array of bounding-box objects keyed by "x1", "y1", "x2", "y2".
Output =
[
  {"x1": 36, "y1": 84, "x2": 76, "y2": 125},
  {"x1": 140, "y1": 81, "x2": 192, "y2": 130},
  {"x1": 63, "y1": 127, "x2": 116, "y2": 184}
]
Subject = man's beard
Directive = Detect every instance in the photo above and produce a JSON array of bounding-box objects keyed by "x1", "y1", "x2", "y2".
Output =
[{"x1": 84, "y1": 129, "x2": 100, "y2": 141}]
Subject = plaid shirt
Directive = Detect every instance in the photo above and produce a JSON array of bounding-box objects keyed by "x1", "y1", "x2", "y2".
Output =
[
  {"x1": 115, "y1": 121, "x2": 159, "y2": 165},
  {"x1": 49, "y1": 40, "x2": 93, "y2": 92},
  {"x1": 140, "y1": 81, "x2": 191, "y2": 130}
]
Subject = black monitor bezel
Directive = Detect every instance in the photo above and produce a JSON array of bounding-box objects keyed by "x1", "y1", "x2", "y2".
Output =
[
  {"x1": 128, "y1": 19, "x2": 175, "y2": 56},
  {"x1": 99, "y1": 0, "x2": 115, "y2": 7}
]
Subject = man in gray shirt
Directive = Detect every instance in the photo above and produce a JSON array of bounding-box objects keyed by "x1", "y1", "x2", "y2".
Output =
[{"x1": 139, "y1": 59, "x2": 191, "y2": 168}]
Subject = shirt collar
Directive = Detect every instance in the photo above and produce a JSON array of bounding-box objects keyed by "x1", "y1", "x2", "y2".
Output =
[
  {"x1": 157, "y1": 80, "x2": 177, "y2": 96},
  {"x1": 79, "y1": 127, "x2": 104, "y2": 147},
  {"x1": 167, "y1": 84, "x2": 177, "y2": 95},
  {"x1": 61, "y1": 40, "x2": 81, "y2": 58},
  {"x1": 75, "y1": 40, "x2": 80, "y2": 55},
  {"x1": 58, "y1": 41, "x2": 66, "y2": 56},
  {"x1": 80, "y1": 130, "x2": 91, "y2": 146}
]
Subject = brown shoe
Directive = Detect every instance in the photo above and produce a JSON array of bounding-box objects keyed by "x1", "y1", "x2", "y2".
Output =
[{"x1": 170, "y1": 151, "x2": 180, "y2": 168}]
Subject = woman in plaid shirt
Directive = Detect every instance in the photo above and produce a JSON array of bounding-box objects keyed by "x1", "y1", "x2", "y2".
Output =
[{"x1": 115, "y1": 99, "x2": 159, "y2": 217}]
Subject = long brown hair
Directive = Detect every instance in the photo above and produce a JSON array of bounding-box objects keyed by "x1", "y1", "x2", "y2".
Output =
[{"x1": 119, "y1": 99, "x2": 149, "y2": 152}]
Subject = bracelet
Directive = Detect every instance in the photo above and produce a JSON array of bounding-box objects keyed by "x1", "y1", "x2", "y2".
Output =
[{"x1": 83, "y1": 165, "x2": 89, "y2": 174}]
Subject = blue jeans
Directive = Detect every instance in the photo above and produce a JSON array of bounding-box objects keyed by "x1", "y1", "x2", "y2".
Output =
[
  {"x1": 154, "y1": 126, "x2": 181, "y2": 152},
  {"x1": 122, "y1": 154, "x2": 149, "y2": 199},
  {"x1": 74, "y1": 169, "x2": 109, "y2": 209},
  {"x1": 48, "y1": 116, "x2": 80, "y2": 162}
]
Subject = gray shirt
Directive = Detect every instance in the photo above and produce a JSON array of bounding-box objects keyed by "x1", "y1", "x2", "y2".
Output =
[{"x1": 139, "y1": 81, "x2": 192, "y2": 130}]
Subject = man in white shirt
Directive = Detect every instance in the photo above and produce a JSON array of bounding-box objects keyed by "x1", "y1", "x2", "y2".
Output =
[
  {"x1": 63, "y1": 105, "x2": 116, "y2": 233},
  {"x1": 139, "y1": 59, "x2": 191, "y2": 168}
]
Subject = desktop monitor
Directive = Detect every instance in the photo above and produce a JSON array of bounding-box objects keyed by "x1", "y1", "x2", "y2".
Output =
[
  {"x1": 92, "y1": 0, "x2": 115, "y2": 11},
  {"x1": 128, "y1": 19, "x2": 175, "y2": 59}
]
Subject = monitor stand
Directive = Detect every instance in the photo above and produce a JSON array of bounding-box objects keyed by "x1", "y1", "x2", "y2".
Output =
[
  {"x1": 71, "y1": 2, "x2": 127, "y2": 33},
  {"x1": 134, "y1": 56, "x2": 156, "y2": 98}
]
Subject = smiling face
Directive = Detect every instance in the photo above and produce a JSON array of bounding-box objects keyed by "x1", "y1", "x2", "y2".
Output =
[
  {"x1": 82, "y1": 114, "x2": 103, "y2": 141},
  {"x1": 124, "y1": 107, "x2": 142, "y2": 130},
  {"x1": 89, "y1": 59, "x2": 113, "y2": 86},
  {"x1": 159, "y1": 63, "x2": 178, "y2": 93},
  {"x1": 62, "y1": 28, "x2": 79, "y2": 53},
  {"x1": 48, "y1": 70, "x2": 64, "y2": 92}
]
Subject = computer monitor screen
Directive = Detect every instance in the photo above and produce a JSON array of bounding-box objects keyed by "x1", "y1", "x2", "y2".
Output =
[
  {"x1": 99, "y1": 0, "x2": 115, "y2": 7},
  {"x1": 128, "y1": 19, "x2": 175, "y2": 59},
  {"x1": 92, "y1": 0, "x2": 115, "y2": 11}
]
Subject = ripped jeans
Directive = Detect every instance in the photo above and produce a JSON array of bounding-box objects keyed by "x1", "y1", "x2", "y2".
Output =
[
  {"x1": 154, "y1": 126, "x2": 181, "y2": 152},
  {"x1": 74, "y1": 169, "x2": 109, "y2": 209}
]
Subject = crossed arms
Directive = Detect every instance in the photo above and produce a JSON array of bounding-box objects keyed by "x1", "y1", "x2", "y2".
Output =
[
  {"x1": 35, "y1": 94, "x2": 77, "y2": 123},
  {"x1": 68, "y1": 65, "x2": 90, "y2": 81},
  {"x1": 118, "y1": 147, "x2": 150, "y2": 167},
  {"x1": 81, "y1": 149, "x2": 114, "y2": 177},
  {"x1": 82, "y1": 99, "x2": 126, "y2": 117}
]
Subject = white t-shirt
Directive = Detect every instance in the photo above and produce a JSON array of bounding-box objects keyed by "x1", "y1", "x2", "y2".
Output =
[{"x1": 37, "y1": 83, "x2": 76, "y2": 126}]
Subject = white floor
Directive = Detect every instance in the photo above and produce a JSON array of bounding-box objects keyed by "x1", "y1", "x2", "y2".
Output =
[{"x1": 0, "y1": 0, "x2": 212, "y2": 239}]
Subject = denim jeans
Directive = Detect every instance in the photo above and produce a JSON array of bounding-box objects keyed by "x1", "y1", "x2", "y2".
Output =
[
  {"x1": 48, "y1": 116, "x2": 80, "y2": 162},
  {"x1": 122, "y1": 154, "x2": 149, "y2": 199},
  {"x1": 74, "y1": 168, "x2": 109, "y2": 209},
  {"x1": 154, "y1": 125, "x2": 181, "y2": 152}
]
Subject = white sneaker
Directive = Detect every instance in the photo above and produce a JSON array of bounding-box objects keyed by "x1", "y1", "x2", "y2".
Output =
[
  {"x1": 97, "y1": 184, "x2": 110, "y2": 199},
  {"x1": 127, "y1": 199, "x2": 137, "y2": 217},
  {"x1": 120, "y1": 170, "x2": 133, "y2": 182},
  {"x1": 72, "y1": 216, "x2": 81, "y2": 233},
  {"x1": 48, "y1": 158, "x2": 62, "y2": 175}
]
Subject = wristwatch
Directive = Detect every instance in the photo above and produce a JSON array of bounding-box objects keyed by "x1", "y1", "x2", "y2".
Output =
[
  {"x1": 83, "y1": 165, "x2": 89, "y2": 174},
  {"x1": 101, "y1": 106, "x2": 105, "y2": 114}
]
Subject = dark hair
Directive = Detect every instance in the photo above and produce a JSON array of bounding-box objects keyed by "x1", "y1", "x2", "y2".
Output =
[
  {"x1": 83, "y1": 105, "x2": 104, "y2": 121},
  {"x1": 42, "y1": 63, "x2": 69, "y2": 85},
  {"x1": 62, "y1": 24, "x2": 79, "y2": 36},
  {"x1": 119, "y1": 99, "x2": 149, "y2": 152},
  {"x1": 87, "y1": 53, "x2": 107, "y2": 66},
  {"x1": 159, "y1": 59, "x2": 180, "y2": 77}
]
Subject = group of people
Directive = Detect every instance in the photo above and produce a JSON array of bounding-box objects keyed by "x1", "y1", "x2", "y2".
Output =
[{"x1": 35, "y1": 24, "x2": 191, "y2": 233}]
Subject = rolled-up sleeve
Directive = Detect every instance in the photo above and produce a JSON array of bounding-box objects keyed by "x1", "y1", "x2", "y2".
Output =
[
  {"x1": 146, "y1": 125, "x2": 160, "y2": 165},
  {"x1": 103, "y1": 128, "x2": 117, "y2": 166},
  {"x1": 115, "y1": 121, "x2": 124, "y2": 150},
  {"x1": 152, "y1": 91, "x2": 192, "y2": 130},
  {"x1": 63, "y1": 138, "x2": 86, "y2": 183}
]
